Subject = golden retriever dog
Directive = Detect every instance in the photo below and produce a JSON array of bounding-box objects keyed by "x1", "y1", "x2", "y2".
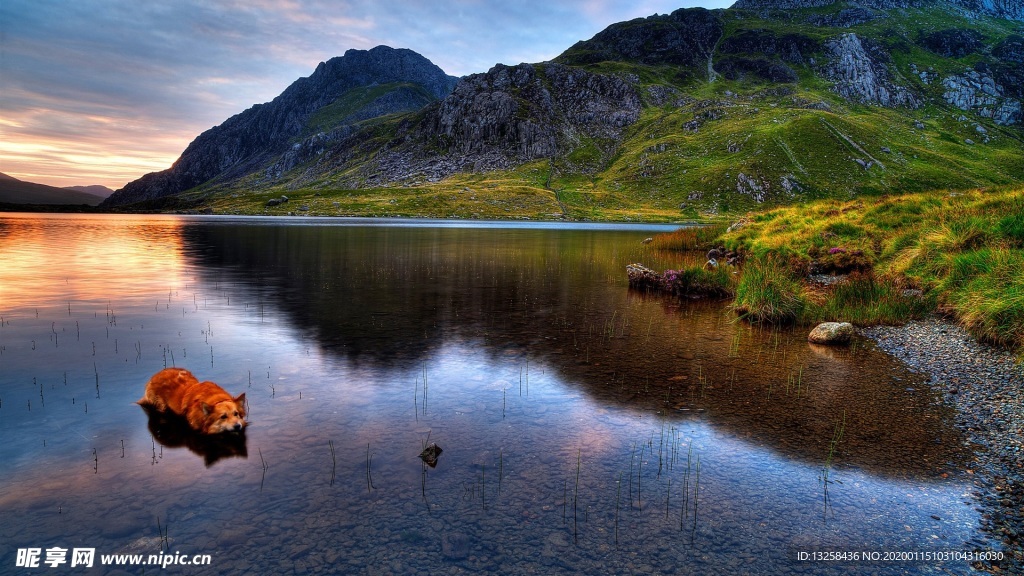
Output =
[{"x1": 138, "y1": 368, "x2": 246, "y2": 434}]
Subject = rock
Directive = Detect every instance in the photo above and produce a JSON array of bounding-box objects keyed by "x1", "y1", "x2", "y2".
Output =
[
  {"x1": 419, "y1": 443, "x2": 443, "y2": 467},
  {"x1": 718, "y1": 28, "x2": 819, "y2": 63},
  {"x1": 920, "y1": 29, "x2": 984, "y2": 58},
  {"x1": 806, "y1": 7, "x2": 881, "y2": 28},
  {"x1": 556, "y1": 8, "x2": 723, "y2": 69},
  {"x1": 353, "y1": 61, "x2": 644, "y2": 186},
  {"x1": 993, "y1": 35, "x2": 1024, "y2": 63},
  {"x1": 626, "y1": 263, "x2": 661, "y2": 288},
  {"x1": 736, "y1": 172, "x2": 768, "y2": 202},
  {"x1": 808, "y1": 322, "x2": 855, "y2": 345},
  {"x1": 726, "y1": 219, "x2": 748, "y2": 233},
  {"x1": 822, "y1": 33, "x2": 921, "y2": 108},
  {"x1": 717, "y1": 56, "x2": 799, "y2": 83},
  {"x1": 641, "y1": 237, "x2": 653, "y2": 244},
  {"x1": 942, "y1": 70, "x2": 1022, "y2": 126},
  {"x1": 265, "y1": 198, "x2": 282, "y2": 207}
]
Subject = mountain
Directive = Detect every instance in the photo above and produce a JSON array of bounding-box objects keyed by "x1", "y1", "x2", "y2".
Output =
[
  {"x1": 102, "y1": 46, "x2": 458, "y2": 208},
  {"x1": 105, "y1": 2, "x2": 1024, "y2": 219},
  {"x1": 0, "y1": 173, "x2": 105, "y2": 206},
  {"x1": 64, "y1": 184, "x2": 114, "y2": 198}
]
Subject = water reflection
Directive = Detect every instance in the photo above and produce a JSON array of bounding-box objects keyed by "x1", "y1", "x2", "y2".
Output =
[
  {"x1": 0, "y1": 214, "x2": 985, "y2": 575},
  {"x1": 141, "y1": 405, "x2": 249, "y2": 467},
  {"x1": 180, "y1": 222, "x2": 965, "y2": 478}
]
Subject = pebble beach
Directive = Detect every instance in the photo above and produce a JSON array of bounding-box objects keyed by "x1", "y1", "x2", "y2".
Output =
[{"x1": 860, "y1": 319, "x2": 1024, "y2": 573}]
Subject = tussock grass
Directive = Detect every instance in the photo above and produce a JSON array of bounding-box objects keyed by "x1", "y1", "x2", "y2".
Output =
[
  {"x1": 732, "y1": 255, "x2": 805, "y2": 324},
  {"x1": 941, "y1": 248, "x2": 1024, "y2": 347},
  {"x1": 805, "y1": 271, "x2": 935, "y2": 325},
  {"x1": 715, "y1": 186, "x2": 1024, "y2": 351},
  {"x1": 648, "y1": 223, "x2": 729, "y2": 251}
]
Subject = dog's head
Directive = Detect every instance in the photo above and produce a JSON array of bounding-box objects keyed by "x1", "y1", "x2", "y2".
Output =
[{"x1": 200, "y1": 394, "x2": 247, "y2": 434}]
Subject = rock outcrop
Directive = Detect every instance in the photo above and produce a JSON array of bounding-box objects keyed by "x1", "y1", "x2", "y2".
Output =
[
  {"x1": 942, "y1": 70, "x2": 1022, "y2": 125},
  {"x1": 920, "y1": 28, "x2": 984, "y2": 58},
  {"x1": 555, "y1": 8, "x2": 723, "y2": 74},
  {"x1": 822, "y1": 33, "x2": 921, "y2": 108},
  {"x1": 343, "y1": 62, "x2": 643, "y2": 186},
  {"x1": 103, "y1": 46, "x2": 457, "y2": 207}
]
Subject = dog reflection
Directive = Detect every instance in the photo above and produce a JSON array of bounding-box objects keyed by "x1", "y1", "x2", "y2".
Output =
[{"x1": 141, "y1": 405, "x2": 248, "y2": 467}]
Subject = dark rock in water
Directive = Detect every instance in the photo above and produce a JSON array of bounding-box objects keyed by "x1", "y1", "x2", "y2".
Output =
[
  {"x1": 808, "y1": 322, "x2": 855, "y2": 345},
  {"x1": 419, "y1": 443, "x2": 443, "y2": 467}
]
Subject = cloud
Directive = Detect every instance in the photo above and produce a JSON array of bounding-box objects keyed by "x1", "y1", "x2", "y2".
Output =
[{"x1": 0, "y1": 0, "x2": 731, "y2": 189}]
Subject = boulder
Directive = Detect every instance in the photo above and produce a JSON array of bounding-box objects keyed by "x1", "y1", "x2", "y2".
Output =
[{"x1": 808, "y1": 322, "x2": 855, "y2": 345}]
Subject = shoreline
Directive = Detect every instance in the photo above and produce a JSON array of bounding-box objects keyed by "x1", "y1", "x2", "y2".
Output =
[{"x1": 860, "y1": 318, "x2": 1023, "y2": 573}]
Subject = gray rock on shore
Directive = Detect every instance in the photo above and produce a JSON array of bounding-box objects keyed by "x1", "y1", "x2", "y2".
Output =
[{"x1": 807, "y1": 321, "x2": 855, "y2": 344}]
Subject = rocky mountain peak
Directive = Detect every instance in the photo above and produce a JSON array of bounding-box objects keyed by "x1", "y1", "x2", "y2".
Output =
[{"x1": 103, "y1": 46, "x2": 457, "y2": 207}]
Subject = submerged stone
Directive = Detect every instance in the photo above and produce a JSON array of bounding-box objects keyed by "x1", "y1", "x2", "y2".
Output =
[{"x1": 419, "y1": 443, "x2": 443, "y2": 467}]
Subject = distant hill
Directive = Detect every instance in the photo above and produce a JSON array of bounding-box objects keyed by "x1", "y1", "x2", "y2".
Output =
[
  {"x1": 0, "y1": 172, "x2": 105, "y2": 206},
  {"x1": 63, "y1": 184, "x2": 114, "y2": 198}
]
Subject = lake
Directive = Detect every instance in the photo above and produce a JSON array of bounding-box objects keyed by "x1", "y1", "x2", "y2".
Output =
[{"x1": 0, "y1": 213, "x2": 988, "y2": 574}]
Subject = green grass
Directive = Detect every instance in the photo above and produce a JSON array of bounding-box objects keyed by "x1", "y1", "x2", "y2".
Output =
[
  {"x1": 941, "y1": 248, "x2": 1024, "y2": 346},
  {"x1": 663, "y1": 265, "x2": 738, "y2": 299},
  {"x1": 707, "y1": 186, "x2": 1024, "y2": 351},
  {"x1": 732, "y1": 255, "x2": 806, "y2": 324},
  {"x1": 805, "y1": 271, "x2": 935, "y2": 325}
]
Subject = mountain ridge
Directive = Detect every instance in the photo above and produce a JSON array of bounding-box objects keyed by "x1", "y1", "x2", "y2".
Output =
[
  {"x1": 102, "y1": 46, "x2": 458, "y2": 208},
  {"x1": 0, "y1": 173, "x2": 106, "y2": 206},
  {"x1": 105, "y1": 2, "x2": 1024, "y2": 219}
]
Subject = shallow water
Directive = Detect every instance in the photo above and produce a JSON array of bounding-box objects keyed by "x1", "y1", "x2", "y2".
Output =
[{"x1": 0, "y1": 213, "x2": 990, "y2": 574}]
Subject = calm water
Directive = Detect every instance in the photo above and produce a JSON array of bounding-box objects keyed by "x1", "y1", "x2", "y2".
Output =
[{"x1": 0, "y1": 214, "x2": 989, "y2": 575}]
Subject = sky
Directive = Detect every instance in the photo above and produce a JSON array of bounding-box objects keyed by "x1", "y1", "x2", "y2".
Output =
[{"x1": 0, "y1": 0, "x2": 733, "y2": 190}]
